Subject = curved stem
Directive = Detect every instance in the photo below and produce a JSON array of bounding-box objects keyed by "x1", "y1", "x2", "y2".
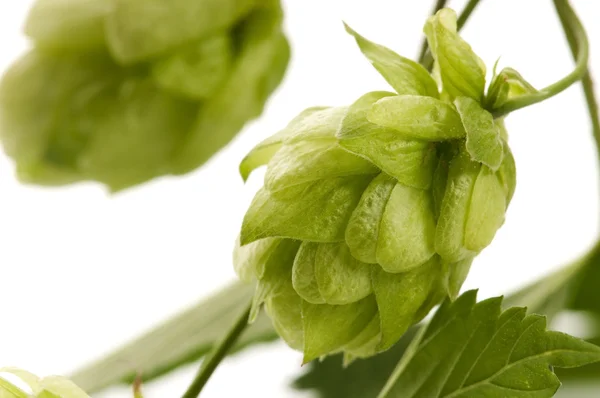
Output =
[
  {"x1": 492, "y1": 0, "x2": 589, "y2": 118},
  {"x1": 417, "y1": 0, "x2": 449, "y2": 64},
  {"x1": 181, "y1": 303, "x2": 251, "y2": 398},
  {"x1": 421, "y1": 0, "x2": 483, "y2": 70},
  {"x1": 554, "y1": 0, "x2": 600, "y2": 178}
]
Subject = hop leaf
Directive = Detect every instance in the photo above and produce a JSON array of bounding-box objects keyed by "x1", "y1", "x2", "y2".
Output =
[
  {"x1": 235, "y1": 8, "x2": 520, "y2": 362},
  {"x1": 379, "y1": 291, "x2": 600, "y2": 398},
  {"x1": 0, "y1": 0, "x2": 289, "y2": 191}
]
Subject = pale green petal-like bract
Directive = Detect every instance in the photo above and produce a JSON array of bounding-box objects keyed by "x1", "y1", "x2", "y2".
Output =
[
  {"x1": 338, "y1": 91, "x2": 437, "y2": 189},
  {"x1": 455, "y1": 96, "x2": 504, "y2": 170},
  {"x1": 368, "y1": 95, "x2": 466, "y2": 141},
  {"x1": 301, "y1": 296, "x2": 378, "y2": 363},
  {"x1": 344, "y1": 23, "x2": 439, "y2": 98},
  {"x1": 241, "y1": 176, "x2": 373, "y2": 244},
  {"x1": 423, "y1": 8, "x2": 486, "y2": 102},
  {"x1": 345, "y1": 173, "x2": 396, "y2": 264}
]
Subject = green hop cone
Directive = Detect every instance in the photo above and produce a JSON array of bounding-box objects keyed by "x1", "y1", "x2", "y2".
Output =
[
  {"x1": 0, "y1": 0, "x2": 289, "y2": 192},
  {"x1": 234, "y1": 8, "x2": 518, "y2": 363}
]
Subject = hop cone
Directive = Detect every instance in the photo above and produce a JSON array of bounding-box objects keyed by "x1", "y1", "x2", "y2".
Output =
[
  {"x1": 0, "y1": 0, "x2": 289, "y2": 191},
  {"x1": 234, "y1": 9, "x2": 523, "y2": 363}
]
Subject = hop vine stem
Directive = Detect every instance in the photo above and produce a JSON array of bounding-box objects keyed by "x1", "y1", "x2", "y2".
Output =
[
  {"x1": 417, "y1": 0, "x2": 449, "y2": 64},
  {"x1": 181, "y1": 304, "x2": 251, "y2": 398},
  {"x1": 553, "y1": 0, "x2": 600, "y2": 193}
]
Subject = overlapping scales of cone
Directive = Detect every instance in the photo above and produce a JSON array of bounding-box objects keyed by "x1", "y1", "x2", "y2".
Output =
[
  {"x1": 234, "y1": 9, "x2": 524, "y2": 363},
  {"x1": 0, "y1": 0, "x2": 288, "y2": 191}
]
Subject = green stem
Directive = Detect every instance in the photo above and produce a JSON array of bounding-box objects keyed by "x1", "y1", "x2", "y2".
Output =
[
  {"x1": 492, "y1": 0, "x2": 589, "y2": 118},
  {"x1": 417, "y1": 0, "x2": 449, "y2": 64},
  {"x1": 181, "y1": 304, "x2": 251, "y2": 398},
  {"x1": 554, "y1": 0, "x2": 600, "y2": 178},
  {"x1": 421, "y1": 0, "x2": 483, "y2": 70},
  {"x1": 456, "y1": 0, "x2": 482, "y2": 30}
]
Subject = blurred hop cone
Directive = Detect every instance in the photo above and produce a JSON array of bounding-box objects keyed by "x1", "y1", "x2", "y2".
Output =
[
  {"x1": 234, "y1": 9, "x2": 526, "y2": 364},
  {"x1": 0, "y1": 0, "x2": 290, "y2": 191}
]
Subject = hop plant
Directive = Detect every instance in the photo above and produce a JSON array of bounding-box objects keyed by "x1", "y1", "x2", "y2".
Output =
[
  {"x1": 234, "y1": 8, "x2": 523, "y2": 364},
  {"x1": 0, "y1": 0, "x2": 289, "y2": 191}
]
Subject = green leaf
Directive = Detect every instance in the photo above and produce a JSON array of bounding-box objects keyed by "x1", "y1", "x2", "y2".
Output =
[
  {"x1": 378, "y1": 290, "x2": 600, "y2": 398},
  {"x1": 24, "y1": 0, "x2": 111, "y2": 52},
  {"x1": 454, "y1": 96, "x2": 504, "y2": 171},
  {"x1": 338, "y1": 91, "x2": 437, "y2": 189},
  {"x1": 556, "y1": 336, "x2": 600, "y2": 383},
  {"x1": 568, "y1": 248, "x2": 600, "y2": 316},
  {"x1": 293, "y1": 264, "x2": 599, "y2": 398},
  {"x1": 240, "y1": 175, "x2": 374, "y2": 244},
  {"x1": 343, "y1": 24, "x2": 439, "y2": 97},
  {"x1": 105, "y1": 0, "x2": 258, "y2": 64},
  {"x1": 367, "y1": 95, "x2": 466, "y2": 141},
  {"x1": 423, "y1": 8, "x2": 486, "y2": 102},
  {"x1": 302, "y1": 296, "x2": 378, "y2": 363},
  {"x1": 70, "y1": 281, "x2": 278, "y2": 394}
]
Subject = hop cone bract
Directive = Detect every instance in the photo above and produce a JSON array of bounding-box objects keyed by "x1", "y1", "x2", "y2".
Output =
[
  {"x1": 234, "y1": 9, "x2": 522, "y2": 363},
  {"x1": 0, "y1": 0, "x2": 289, "y2": 191}
]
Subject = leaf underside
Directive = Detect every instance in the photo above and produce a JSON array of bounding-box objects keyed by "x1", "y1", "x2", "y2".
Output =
[{"x1": 69, "y1": 281, "x2": 277, "y2": 394}]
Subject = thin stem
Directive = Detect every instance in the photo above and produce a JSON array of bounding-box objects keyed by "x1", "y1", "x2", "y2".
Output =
[
  {"x1": 417, "y1": 0, "x2": 449, "y2": 64},
  {"x1": 421, "y1": 0, "x2": 483, "y2": 71},
  {"x1": 181, "y1": 304, "x2": 251, "y2": 398},
  {"x1": 492, "y1": 0, "x2": 589, "y2": 118},
  {"x1": 554, "y1": 0, "x2": 600, "y2": 177},
  {"x1": 456, "y1": 0, "x2": 482, "y2": 30}
]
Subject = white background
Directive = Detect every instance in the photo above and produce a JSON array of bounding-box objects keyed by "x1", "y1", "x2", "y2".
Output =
[{"x1": 1, "y1": 0, "x2": 599, "y2": 397}]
